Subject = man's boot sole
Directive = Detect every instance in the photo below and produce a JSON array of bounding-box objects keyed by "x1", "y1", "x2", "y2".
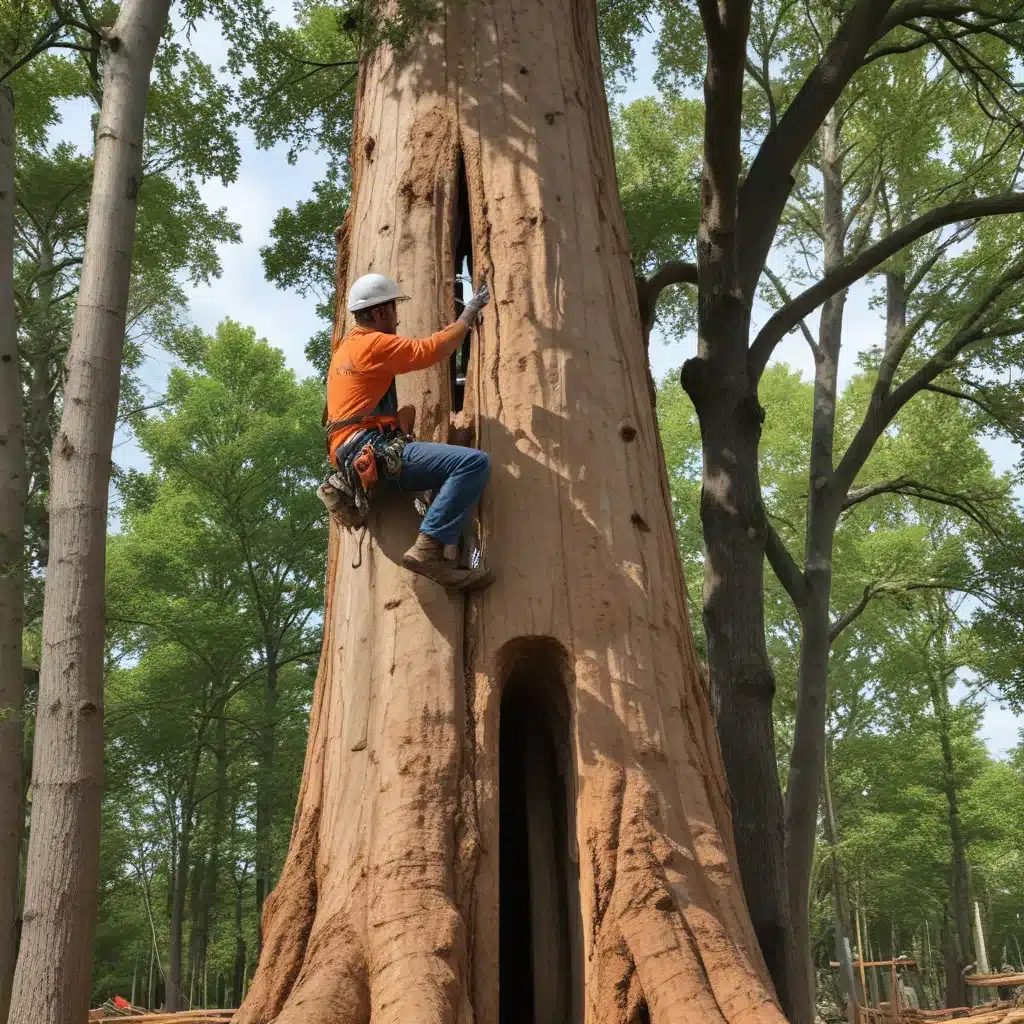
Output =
[{"x1": 402, "y1": 553, "x2": 494, "y2": 593}]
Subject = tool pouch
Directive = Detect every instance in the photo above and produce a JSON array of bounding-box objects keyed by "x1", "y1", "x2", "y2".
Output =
[{"x1": 353, "y1": 443, "x2": 379, "y2": 491}]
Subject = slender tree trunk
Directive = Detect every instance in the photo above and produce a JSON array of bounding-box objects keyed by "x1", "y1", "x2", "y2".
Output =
[
  {"x1": 973, "y1": 900, "x2": 992, "y2": 1002},
  {"x1": 931, "y1": 676, "x2": 971, "y2": 1008},
  {"x1": 683, "y1": 308, "x2": 796, "y2": 1019},
  {"x1": 186, "y1": 840, "x2": 204, "y2": 1001},
  {"x1": 784, "y1": 106, "x2": 848, "y2": 1019},
  {"x1": 169, "y1": 777, "x2": 199, "y2": 1012},
  {"x1": 23, "y1": 241, "x2": 57, "y2": 567},
  {"x1": 943, "y1": 910, "x2": 962, "y2": 1008},
  {"x1": 194, "y1": 712, "x2": 228, "y2": 992},
  {"x1": 7, "y1": 0, "x2": 171, "y2": 1018},
  {"x1": 822, "y1": 750, "x2": 857, "y2": 1018},
  {"x1": 237, "y1": 2, "x2": 787, "y2": 1021},
  {"x1": 0, "y1": 82, "x2": 26, "y2": 1024},
  {"x1": 682, "y1": 41, "x2": 797, "y2": 1017},
  {"x1": 233, "y1": 870, "x2": 246, "y2": 1008},
  {"x1": 254, "y1": 653, "x2": 277, "y2": 947}
]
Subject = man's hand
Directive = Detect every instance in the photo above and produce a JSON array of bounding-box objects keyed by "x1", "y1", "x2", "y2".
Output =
[{"x1": 458, "y1": 281, "x2": 490, "y2": 326}]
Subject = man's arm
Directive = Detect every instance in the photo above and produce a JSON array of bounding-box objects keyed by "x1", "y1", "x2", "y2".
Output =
[
  {"x1": 371, "y1": 321, "x2": 469, "y2": 373},
  {"x1": 369, "y1": 282, "x2": 491, "y2": 374}
]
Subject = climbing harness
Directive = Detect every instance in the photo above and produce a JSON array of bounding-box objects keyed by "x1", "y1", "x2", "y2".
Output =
[{"x1": 316, "y1": 428, "x2": 409, "y2": 536}]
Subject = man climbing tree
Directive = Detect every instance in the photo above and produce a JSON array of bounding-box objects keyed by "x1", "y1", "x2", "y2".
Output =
[{"x1": 326, "y1": 271, "x2": 493, "y2": 591}]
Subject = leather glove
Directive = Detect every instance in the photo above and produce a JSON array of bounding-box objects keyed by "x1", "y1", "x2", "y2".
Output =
[{"x1": 458, "y1": 281, "x2": 490, "y2": 326}]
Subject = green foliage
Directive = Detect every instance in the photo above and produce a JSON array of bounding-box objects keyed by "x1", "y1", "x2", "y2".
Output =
[
  {"x1": 613, "y1": 94, "x2": 701, "y2": 335},
  {"x1": 91, "y1": 324, "x2": 327, "y2": 1005},
  {"x1": 261, "y1": 171, "x2": 346, "y2": 367}
]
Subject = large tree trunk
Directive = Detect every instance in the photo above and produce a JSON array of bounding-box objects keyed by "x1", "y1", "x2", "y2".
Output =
[
  {"x1": 236, "y1": 2, "x2": 786, "y2": 1022},
  {"x1": 6, "y1": 1, "x2": 171, "y2": 1019},
  {"x1": 784, "y1": 106, "x2": 847, "y2": 1020},
  {"x1": 0, "y1": 82, "x2": 26, "y2": 1024}
]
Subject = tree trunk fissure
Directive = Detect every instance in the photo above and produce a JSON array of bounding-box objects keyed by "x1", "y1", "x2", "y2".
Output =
[
  {"x1": 7, "y1": 0, "x2": 172, "y2": 1018},
  {"x1": 237, "y1": 2, "x2": 786, "y2": 1021},
  {"x1": 0, "y1": 83, "x2": 25, "y2": 1024}
]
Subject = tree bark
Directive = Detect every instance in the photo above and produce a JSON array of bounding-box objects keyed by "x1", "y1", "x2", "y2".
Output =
[
  {"x1": 784, "y1": 106, "x2": 847, "y2": 1019},
  {"x1": 6, "y1": 0, "x2": 172, "y2": 1019},
  {"x1": 0, "y1": 82, "x2": 26, "y2": 1024},
  {"x1": 236, "y1": 2, "x2": 787, "y2": 1022},
  {"x1": 930, "y1": 674, "x2": 971, "y2": 1009},
  {"x1": 682, "y1": 2, "x2": 799, "y2": 1013}
]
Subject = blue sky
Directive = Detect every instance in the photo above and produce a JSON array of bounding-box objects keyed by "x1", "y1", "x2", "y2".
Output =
[{"x1": 48, "y1": 7, "x2": 1022, "y2": 753}]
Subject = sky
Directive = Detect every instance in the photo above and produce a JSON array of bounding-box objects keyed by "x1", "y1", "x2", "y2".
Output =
[{"x1": 49, "y1": 9, "x2": 1023, "y2": 754}]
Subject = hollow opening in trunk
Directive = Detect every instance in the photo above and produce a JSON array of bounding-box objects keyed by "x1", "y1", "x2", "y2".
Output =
[
  {"x1": 450, "y1": 151, "x2": 473, "y2": 413},
  {"x1": 499, "y1": 638, "x2": 581, "y2": 1024}
]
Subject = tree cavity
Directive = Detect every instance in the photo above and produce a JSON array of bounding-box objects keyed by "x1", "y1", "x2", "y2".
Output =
[{"x1": 498, "y1": 638, "x2": 581, "y2": 1024}]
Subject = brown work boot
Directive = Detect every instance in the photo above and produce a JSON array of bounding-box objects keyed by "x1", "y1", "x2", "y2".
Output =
[{"x1": 402, "y1": 533, "x2": 495, "y2": 593}]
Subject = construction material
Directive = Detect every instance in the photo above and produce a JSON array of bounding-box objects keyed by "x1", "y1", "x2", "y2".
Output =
[{"x1": 89, "y1": 1010, "x2": 232, "y2": 1023}]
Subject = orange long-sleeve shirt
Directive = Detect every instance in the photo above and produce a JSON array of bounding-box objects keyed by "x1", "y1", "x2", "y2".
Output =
[{"x1": 326, "y1": 322, "x2": 462, "y2": 464}]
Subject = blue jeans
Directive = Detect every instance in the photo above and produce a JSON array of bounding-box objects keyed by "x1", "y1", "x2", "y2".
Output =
[{"x1": 394, "y1": 441, "x2": 491, "y2": 546}]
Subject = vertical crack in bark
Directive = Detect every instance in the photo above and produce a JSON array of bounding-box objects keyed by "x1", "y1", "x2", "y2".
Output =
[{"x1": 454, "y1": 593, "x2": 481, "y2": 945}]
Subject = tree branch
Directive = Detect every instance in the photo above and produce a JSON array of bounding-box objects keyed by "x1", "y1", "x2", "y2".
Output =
[
  {"x1": 636, "y1": 261, "x2": 698, "y2": 338},
  {"x1": 829, "y1": 584, "x2": 875, "y2": 643},
  {"x1": 746, "y1": 56, "x2": 778, "y2": 128},
  {"x1": 842, "y1": 476, "x2": 1005, "y2": 538},
  {"x1": 765, "y1": 518, "x2": 809, "y2": 608},
  {"x1": 736, "y1": 0, "x2": 900, "y2": 294},
  {"x1": 748, "y1": 191, "x2": 1024, "y2": 380},
  {"x1": 828, "y1": 578, "x2": 978, "y2": 643},
  {"x1": 762, "y1": 265, "x2": 821, "y2": 360},
  {"x1": 923, "y1": 382, "x2": 1022, "y2": 436}
]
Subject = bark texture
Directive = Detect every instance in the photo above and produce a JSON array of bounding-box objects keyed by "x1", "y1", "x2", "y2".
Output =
[
  {"x1": 783, "y1": 107, "x2": 847, "y2": 1017},
  {"x1": 0, "y1": 83, "x2": 25, "y2": 1024},
  {"x1": 7, "y1": 1, "x2": 171, "y2": 1020},
  {"x1": 681, "y1": 0, "x2": 798, "y2": 1012},
  {"x1": 236, "y1": 2, "x2": 786, "y2": 1022}
]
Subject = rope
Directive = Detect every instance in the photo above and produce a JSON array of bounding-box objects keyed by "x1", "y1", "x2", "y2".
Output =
[
  {"x1": 352, "y1": 523, "x2": 367, "y2": 568},
  {"x1": 475, "y1": 293, "x2": 486, "y2": 565}
]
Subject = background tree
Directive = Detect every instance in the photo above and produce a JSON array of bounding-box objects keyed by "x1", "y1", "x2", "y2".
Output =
[
  {"x1": 647, "y1": 1, "x2": 1024, "y2": 1013},
  {"x1": 0, "y1": 75, "x2": 21, "y2": 1024},
  {"x1": 9, "y1": 0, "x2": 178, "y2": 1017},
  {"x1": 137, "y1": 320, "x2": 325, "y2": 945}
]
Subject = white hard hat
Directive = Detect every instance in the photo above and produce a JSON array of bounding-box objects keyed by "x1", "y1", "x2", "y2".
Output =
[{"x1": 347, "y1": 273, "x2": 409, "y2": 312}]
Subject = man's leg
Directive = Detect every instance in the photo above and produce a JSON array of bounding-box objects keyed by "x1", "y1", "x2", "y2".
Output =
[{"x1": 397, "y1": 441, "x2": 493, "y2": 590}]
